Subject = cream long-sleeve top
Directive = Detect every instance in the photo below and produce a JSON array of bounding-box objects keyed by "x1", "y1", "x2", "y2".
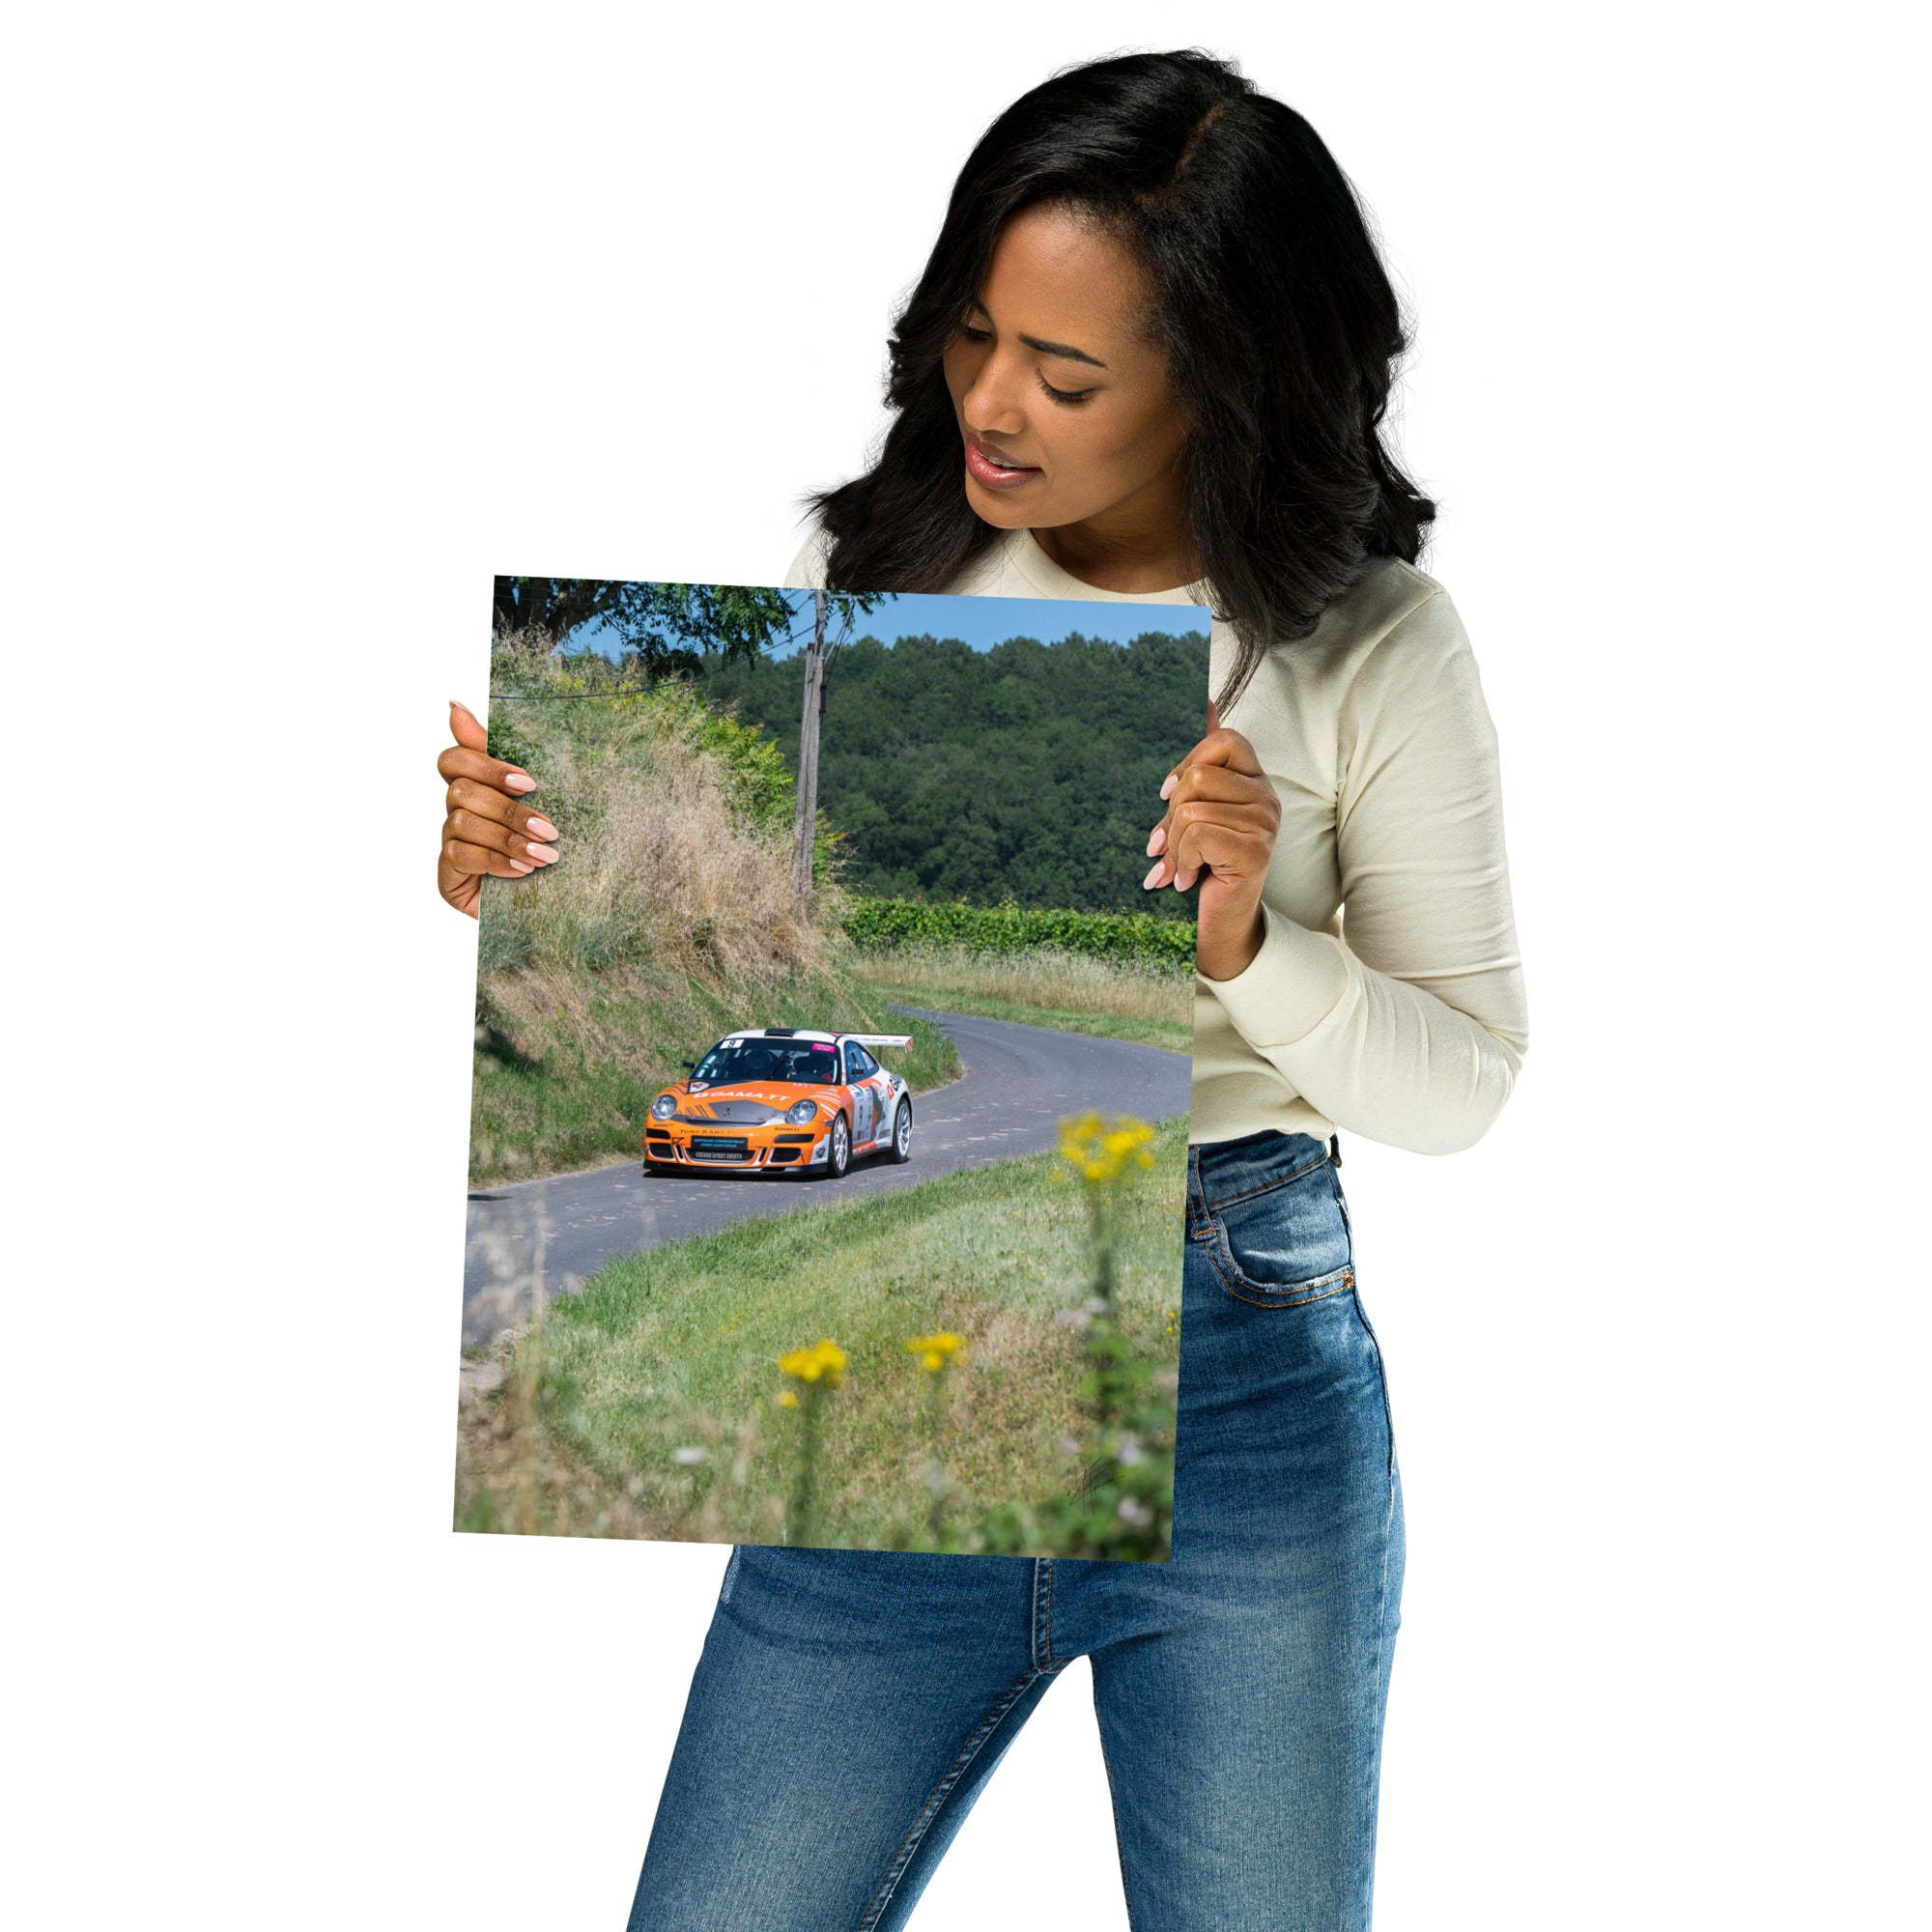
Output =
[{"x1": 785, "y1": 525, "x2": 1529, "y2": 1156}]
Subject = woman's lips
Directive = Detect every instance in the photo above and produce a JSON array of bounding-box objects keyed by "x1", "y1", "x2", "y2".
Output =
[{"x1": 963, "y1": 432, "x2": 1042, "y2": 489}]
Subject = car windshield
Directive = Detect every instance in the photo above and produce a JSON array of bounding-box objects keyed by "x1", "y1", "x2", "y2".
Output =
[{"x1": 691, "y1": 1037, "x2": 840, "y2": 1087}]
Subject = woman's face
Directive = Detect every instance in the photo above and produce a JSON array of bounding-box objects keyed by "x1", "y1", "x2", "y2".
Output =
[{"x1": 941, "y1": 203, "x2": 1190, "y2": 541}]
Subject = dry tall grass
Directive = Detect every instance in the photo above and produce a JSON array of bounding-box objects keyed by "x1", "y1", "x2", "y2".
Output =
[
  {"x1": 479, "y1": 664, "x2": 841, "y2": 982},
  {"x1": 867, "y1": 943, "x2": 1192, "y2": 1028}
]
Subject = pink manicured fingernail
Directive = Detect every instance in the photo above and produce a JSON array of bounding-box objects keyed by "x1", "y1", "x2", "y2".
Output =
[
  {"x1": 503, "y1": 771, "x2": 536, "y2": 793},
  {"x1": 1143, "y1": 862, "x2": 1166, "y2": 890},
  {"x1": 525, "y1": 816, "x2": 558, "y2": 840},
  {"x1": 1159, "y1": 773, "x2": 1178, "y2": 800},
  {"x1": 1175, "y1": 870, "x2": 1196, "y2": 892},
  {"x1": 1145, "y1": 826, "x2": 1167, "y2": 857},
  {"x1": 508, "y1": 860, "x2": 533, "y2": 875},
  {"x1": 526, "y1": 842, "x2": 559, "y2": 864}
]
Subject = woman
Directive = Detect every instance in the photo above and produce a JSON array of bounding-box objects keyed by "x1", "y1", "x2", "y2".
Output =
[{"x1": 438, "y1": 50, "x2": 1527, "y2": 1930}]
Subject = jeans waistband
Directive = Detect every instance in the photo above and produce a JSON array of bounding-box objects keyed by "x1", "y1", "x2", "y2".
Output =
[{"x1": 1187, "y1": 1129, "x2": 1335, "y2": 1212}]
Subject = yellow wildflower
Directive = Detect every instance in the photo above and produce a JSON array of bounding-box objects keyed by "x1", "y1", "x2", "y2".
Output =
[
  {"x1": 778, "y1": 1339, "x2": 848, "y2": 1387},
  {"x1": 904, "y1": 1331, "x2": 966, "y2": 1374},
  {"x1": 1057, "y1": 1111, "x2": 1156, "y2": 1183}
]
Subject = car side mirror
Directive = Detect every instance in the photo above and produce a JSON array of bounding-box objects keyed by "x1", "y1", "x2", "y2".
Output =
[{"x1": 682, "y1": 1062, "x2": 698, "y2": 1073}]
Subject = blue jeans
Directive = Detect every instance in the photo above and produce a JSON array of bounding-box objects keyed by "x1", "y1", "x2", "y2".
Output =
[{"x1": 629, "y1": 1130, "x2": 1405, "y2": 1930}]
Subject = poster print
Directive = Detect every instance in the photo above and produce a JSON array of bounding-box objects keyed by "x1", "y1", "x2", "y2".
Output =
[{"x1": 455, "y1": 579, "x2": 1208, "y2": 1559}]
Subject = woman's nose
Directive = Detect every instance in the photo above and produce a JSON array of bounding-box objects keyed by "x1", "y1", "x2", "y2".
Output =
[{"x1": 959, "y1": 352, "x2": 1029, "y2": 437}]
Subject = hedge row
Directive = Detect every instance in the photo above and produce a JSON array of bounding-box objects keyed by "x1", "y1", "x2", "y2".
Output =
[{"x1": 843, "y1": 896, "x2": 1195, "y2": 973}]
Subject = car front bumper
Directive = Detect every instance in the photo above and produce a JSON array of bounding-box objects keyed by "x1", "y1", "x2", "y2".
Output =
[{"x1": 643, "y1": 1123, "x2": 830, "y2": 1171}]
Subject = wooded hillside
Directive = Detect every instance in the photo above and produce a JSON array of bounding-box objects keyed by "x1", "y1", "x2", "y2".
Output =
[{"x1": 702, "y1": 627, "x2": 1210, "y2": 919}]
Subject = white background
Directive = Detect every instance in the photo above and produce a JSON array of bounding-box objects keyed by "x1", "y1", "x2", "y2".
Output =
[{"x1": 7, "y1": 3, "x2": 1926, "y2": 1926}]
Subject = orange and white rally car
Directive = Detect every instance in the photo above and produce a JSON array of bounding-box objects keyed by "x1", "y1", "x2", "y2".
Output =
[{"x1": 643, "y1": 1029, "x2": 916, "y2": 1179}]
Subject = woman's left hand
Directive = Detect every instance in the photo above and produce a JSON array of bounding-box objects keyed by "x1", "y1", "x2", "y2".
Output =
[{"x1": 1144, "y1": 699, "x2": 1281, "y2": 981}]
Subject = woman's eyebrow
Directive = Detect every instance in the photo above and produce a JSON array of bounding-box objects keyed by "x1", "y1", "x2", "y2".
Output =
[
  {"x1": 1017, "y1": 332, "x2": 1108, "y2": 369},
  {"x1": 966, "y1": 303, "x2": 1108, "y2": 370}
]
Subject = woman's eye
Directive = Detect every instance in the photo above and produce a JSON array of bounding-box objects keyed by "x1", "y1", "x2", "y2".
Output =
[
  {"x1": 957, "y1": 324, "x2": 992, "y2": 343},
  {"x1": 1037, "y1": 372, "x2": 1094, "y2": 406}
]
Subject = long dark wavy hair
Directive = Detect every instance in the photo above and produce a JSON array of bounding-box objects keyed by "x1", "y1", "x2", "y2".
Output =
[{"x1": 808, "y1": 48, "x2": 1436, "y2": 711}]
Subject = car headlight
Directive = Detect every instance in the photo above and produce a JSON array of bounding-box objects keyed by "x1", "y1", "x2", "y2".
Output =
[
  {"x1": 650, "y1": 1094, "x2": 678, "y2": 1121},
  {"x1": 785, "y1": 1098, "x2": 820, "y2": 1125}
]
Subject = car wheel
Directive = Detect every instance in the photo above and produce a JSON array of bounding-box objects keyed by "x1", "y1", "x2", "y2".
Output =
[
  {"x1": 887, "y1": 1097, "x2": 912, "y2": 1163},
  {"x1": 822, "y1": 1113, "x2": 850, "y2": 1180}
]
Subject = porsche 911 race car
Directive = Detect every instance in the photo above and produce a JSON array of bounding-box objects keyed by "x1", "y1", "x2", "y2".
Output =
[{"x1": 643, "y1": 1029, "x2": 916, "y2": 1179}]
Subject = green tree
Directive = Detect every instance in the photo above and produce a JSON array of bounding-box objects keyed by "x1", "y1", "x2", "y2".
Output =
[
  {"x1": 707, "y1": 626, "x2": 1211, "y2": 919},
  {"x1": 491, "y1": 577, "x2": 799, "y2": 678}
]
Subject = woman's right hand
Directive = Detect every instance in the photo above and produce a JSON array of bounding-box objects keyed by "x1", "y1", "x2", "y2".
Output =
[{"x1": 436, "y1": 699, "x2": 559, "y2": 918}]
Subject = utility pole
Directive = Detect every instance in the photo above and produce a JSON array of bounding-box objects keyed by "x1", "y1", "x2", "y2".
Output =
[{"x1": 790, "y1": 589, "x2": 828, "y2": 914}]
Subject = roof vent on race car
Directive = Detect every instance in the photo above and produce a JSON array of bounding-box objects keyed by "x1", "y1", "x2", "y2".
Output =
[{"x1": 763, "y1": 1028, "x2": 798, "y2": 1037}]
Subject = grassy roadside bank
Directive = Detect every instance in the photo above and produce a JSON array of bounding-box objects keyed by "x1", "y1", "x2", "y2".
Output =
[
  {"x1": 853, "y1": 943, "x2": 1193, "y2": 1053},
  {"x1": 455, "y1": 1119, "x2": 1187, "y2": 1552}
]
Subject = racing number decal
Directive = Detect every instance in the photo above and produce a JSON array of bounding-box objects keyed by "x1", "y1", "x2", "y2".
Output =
[{"x1": 852, "y1": 1076, "x2": 890, "y2": 1146}]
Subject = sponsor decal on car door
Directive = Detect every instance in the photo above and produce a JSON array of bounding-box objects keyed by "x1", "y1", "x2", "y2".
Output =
[
  {"x1": 854, "y1": 1048, "x2": 890, "y2": 1145},
  {"x1": 846, "y1": 1051, "x2": 874, "y2": 1142}
]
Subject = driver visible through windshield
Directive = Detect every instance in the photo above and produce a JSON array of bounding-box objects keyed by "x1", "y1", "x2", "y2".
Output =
[{"x1": 690, "y1": 1037, "x2": 839, "y2": 1089}]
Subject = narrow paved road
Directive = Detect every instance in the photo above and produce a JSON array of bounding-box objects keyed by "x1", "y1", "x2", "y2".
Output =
[{"x1": 462, "y1": 1009, "x2": 1189, "y2": 1346}]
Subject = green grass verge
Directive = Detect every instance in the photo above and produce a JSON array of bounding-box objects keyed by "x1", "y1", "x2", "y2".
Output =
[
  {"x1": 455, "y1": 1119, "x2": 1187, "y2": 1552},
  {"x1": 862, "y1": 978, "x2": 1191, "y2": 1053},
  {"x1": 848, "y1": 940, "x2": 1194, "y2": 1054}
]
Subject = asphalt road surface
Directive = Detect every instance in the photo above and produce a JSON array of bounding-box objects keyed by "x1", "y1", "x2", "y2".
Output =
[{"x1": 462, "y1": 1009, "x2": 1190, "y2": 1347}]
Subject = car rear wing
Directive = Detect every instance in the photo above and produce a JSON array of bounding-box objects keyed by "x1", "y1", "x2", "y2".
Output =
[{"x1": 847, "y1": 1035, "x2": 914, "y2": 1051}]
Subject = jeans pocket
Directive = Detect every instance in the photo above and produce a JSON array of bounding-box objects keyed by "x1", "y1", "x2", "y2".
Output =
[{"x1": 1203, "y1": 1156, "x2": 1355, "y2": 1309}]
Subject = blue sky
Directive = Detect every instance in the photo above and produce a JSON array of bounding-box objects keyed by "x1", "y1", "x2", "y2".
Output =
[
  {"x1": 808, "y1": 591, "x2": 1209, "y2": 655},
  {"x1": 571, "y1": 589, "x2": 1209, "y2": 658}
]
